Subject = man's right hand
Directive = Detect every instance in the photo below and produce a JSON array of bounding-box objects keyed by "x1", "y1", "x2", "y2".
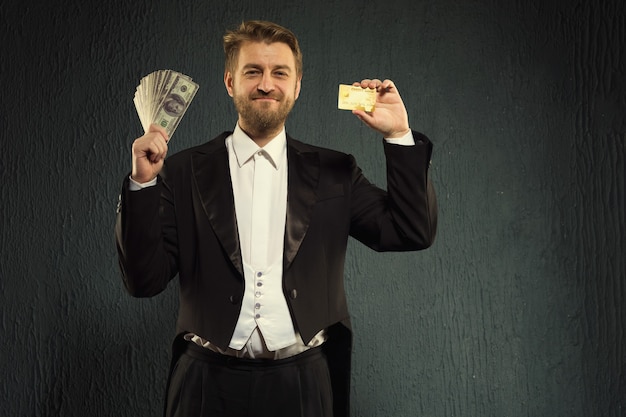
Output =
[{"x1": 131, "y1": 124, "x2": 169, "y2": 183}]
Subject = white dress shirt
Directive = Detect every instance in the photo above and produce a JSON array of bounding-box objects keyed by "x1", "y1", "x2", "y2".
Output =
[{"x1": 223, "y1": 124, "x2": 299, "y2": 354}]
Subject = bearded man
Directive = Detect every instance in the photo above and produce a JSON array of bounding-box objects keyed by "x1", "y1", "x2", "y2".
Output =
[{"x1": 116, "y1": 19, "x2": 437, "y2": 417}]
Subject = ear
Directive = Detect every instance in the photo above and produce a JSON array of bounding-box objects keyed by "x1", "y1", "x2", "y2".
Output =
[
  {"x1": 224, "y1": 71, "x2": 234, "y2": 97},
  {"x1": 294, "y1": 76, "x2": 302, "y2": 100}
]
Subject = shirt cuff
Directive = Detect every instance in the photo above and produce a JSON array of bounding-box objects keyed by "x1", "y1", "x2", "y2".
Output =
[
  {"x1": 384, "y1": 130, "x2": 415, "y2": 146},
  {"x1": 129, "y1": 176, "x2": 157, "y2": 191}
]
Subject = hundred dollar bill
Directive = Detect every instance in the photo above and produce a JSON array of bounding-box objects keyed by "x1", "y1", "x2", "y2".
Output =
[
  {"x1": 152, "y1": 74, "x2": 199, "y2": 137},
  {"x1": 337, "y1": 84, "x2": 376, "y2": 112},
  {"x1": 134, "y1": 70, "x2": 199, "y2": 139}
]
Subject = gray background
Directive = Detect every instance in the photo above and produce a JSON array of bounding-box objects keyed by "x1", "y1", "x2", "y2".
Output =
[{"x1": 1, "y1": 0, "x2": 624, "y2": 416}]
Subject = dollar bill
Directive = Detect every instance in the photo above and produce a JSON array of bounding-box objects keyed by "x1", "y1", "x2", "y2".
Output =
[{"x1": 134, "y1": 70, "x2": 199, "y2": 139}]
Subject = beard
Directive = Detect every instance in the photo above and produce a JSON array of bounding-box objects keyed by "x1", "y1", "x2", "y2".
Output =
[{"x1": 233, "y1": 90, "x2": 296, "y2": 135}]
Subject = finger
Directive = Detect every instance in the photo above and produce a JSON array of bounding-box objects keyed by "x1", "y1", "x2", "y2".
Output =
[
  {"x1": 366, "y1": 79, "x2": 382, "y2": 90},
  {"x1": 134, "y1": 133, "x2": 168, "y2": 163},
  {"x1": 148, "y1": 123, "x2": 170, "y2": 143},
  {"x1": 150, "y1": 128, "x2": 169, "y2": 154},
  {"x1": 352, "y1": 109, "x2": 374, "y2": 122},
  {"x1": 148, "y1": 139, "x2": 168, "y2": 163},
  {"x1": 355, "y1": 79, "x2": 397, "y2": 93},
  {"x1": 353, "y1": 79, "x2": 376, "y2": 90},
  {"x1": 378, "y1": 79, "x2": 395, "y2": 92},
  {"x1": 134, "y1": 130, "x2": 168, "y2": 153}
]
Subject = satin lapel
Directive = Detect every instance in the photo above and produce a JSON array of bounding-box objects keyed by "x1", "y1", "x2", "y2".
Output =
[
  {"x1": 284, "y1": 140, "x2": 319, "y2": 271},
  {"x1": 191, "y1": 141, "x2": 243, "y2": 277}
]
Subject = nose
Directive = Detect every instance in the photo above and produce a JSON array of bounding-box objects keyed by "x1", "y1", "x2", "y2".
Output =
[{"x1": 258, "y1": 73, "x2": 275, "y2": 93}]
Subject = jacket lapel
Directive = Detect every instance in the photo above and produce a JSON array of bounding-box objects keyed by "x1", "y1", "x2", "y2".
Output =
[
  {"x1": 189, "y1": 134, "x2": 319, "y2": 277},
  {"x1": 191, "y1": 135, "x2": 244, "y2": 277},
  {"x1": 284, "y1": 138, "x2": 320, "y2": 271}
]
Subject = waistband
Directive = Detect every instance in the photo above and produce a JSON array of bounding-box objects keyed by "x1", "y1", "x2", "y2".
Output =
[{"x1": 182, "y1": 341, "x2": 325, "y2": 370}]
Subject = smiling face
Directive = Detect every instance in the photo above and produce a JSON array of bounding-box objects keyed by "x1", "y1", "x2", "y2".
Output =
[{"x1": 224, "y1": 41, "x2": 302, "y2": 142}]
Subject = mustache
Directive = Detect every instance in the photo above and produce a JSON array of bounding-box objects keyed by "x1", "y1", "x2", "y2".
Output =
[{"x1": 250, "y1": 92, "x2": 283, "y2": 100}]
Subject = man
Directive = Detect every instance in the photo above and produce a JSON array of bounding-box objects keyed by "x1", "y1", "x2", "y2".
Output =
[{"x1": 116, "y1": 20, "x2": 437, "y2": 417}]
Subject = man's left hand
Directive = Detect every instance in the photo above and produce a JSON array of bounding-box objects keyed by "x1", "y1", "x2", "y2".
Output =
[{"x1": 352, "y1": 78, "x2": 411, "y2": 139}]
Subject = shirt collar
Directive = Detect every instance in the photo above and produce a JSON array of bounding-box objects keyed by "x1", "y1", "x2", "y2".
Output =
[{"x1": 232, "y1": 124, "x2": 287, "y2": 170}]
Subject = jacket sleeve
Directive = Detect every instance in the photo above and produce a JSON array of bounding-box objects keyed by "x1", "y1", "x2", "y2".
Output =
[
  {"x1": 348, "y1": 130, "x2": 437, "y2": 251},
  {"x1": 115, "y1": 175, "x2": 179, "y2": 297}
]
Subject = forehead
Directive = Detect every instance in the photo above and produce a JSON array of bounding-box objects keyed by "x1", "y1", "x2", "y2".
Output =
[{"x1": 236, "y1": 41, "x2": 296, "y2": 69}]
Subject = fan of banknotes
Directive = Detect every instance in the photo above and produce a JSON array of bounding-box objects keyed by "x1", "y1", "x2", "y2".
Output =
[{"x1": 134, "y1": 70, "x2": 199, "y2": 138}]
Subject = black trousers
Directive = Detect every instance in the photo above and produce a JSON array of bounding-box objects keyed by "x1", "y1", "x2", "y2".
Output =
[{"x1": 165, "y1": 342, "x2": 334, "y2": 417}]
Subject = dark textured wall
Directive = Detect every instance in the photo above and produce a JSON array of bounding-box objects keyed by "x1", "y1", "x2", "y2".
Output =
[{"x1": 1, "y1": 0, "x2": 624, "y2": 416}]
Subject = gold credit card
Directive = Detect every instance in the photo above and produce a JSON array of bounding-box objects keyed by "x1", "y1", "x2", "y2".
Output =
[{"x1": 337, "y1": 84, "x2": 376, "y2": 112}]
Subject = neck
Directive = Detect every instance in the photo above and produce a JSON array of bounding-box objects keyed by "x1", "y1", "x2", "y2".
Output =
[{"x1": 238, "y1": 121, "x2": 284, "y2": 148}]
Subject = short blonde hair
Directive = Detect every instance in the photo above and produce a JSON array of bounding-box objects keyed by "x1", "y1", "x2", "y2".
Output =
[{"x1": 223, "y1": 20, "x2": 303, "y2": 77}]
